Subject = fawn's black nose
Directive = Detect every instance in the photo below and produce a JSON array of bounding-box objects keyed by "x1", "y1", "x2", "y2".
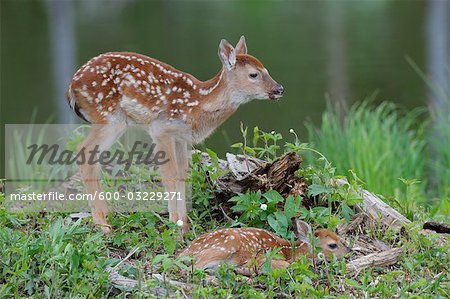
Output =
[{"x1": 276, "y1": 84, "x2": 284, "y2": 95}]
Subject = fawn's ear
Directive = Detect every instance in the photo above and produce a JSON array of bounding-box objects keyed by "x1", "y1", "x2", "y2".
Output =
[
  {"x1": 235, "y1": 36, "x2": 247, "y2": 55},
  {"x1": 293, "y1": 219, "x2": 312, "y2": 243},
  {"x1": 218, "y1": 39, "x2": 236, "y2": 71}
]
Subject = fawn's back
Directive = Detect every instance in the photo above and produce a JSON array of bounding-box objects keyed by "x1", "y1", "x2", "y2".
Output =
[
  {"x1": 68, "y1": 52, "x2": 203, "y2": 125},
  {"x1": 67, "y1": 45, "x2": 283, "y2": 144}
]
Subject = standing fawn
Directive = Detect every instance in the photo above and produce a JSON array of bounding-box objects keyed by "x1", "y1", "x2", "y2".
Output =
[
  {"x1": 178, "y1": 219, "x2": 351, "y2": 275},
  {"x1": 67, "y1": 36, "x2": 283, "y2": 234}
]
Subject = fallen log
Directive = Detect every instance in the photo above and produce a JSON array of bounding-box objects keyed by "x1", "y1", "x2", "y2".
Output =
[
  {"x1": 333, "y1": 178, "x2": 411, "y2": 231},
  {"x1": 423, "y1": 221, "x2": 450, "y2": 234},
  {"x1": 107, "y1": 266, "x2": 194, "y2": 298},
  {"x1": 107, "y1": 247, "x2": 194, "y2": 297},
  {"x1": 346, "y1": 247, "x2": 403, "y2": 275},
  {"x1": 107, "y1": 266, "x2": 174, "y2": 297},
  {"x1": 203, "y1": 151, "x2": 411, "y2": 231},
  {"x1": 215, "y1": 152, "x2": 307, "y2": 198},
  {"x1": 337, "y1": 214, "x2": 365, "y2": 235}
]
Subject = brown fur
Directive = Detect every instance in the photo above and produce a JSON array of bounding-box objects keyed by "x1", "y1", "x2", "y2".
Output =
[
  {"x1": 236, "y1": 54, "x2": 265, "y2": 68},
  {"x1": 178, "y1": 226, "x2": 350, "y2": 275},
  {"x1": 67, "y1": 37, "x2": 282, "y2": 234}
]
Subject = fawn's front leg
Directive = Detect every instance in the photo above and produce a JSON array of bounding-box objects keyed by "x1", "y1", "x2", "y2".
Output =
[
  {"x1": 174, "y1": 138, "x2": 190, "y2": 234},
  {"x1": 79, "y1": 124, "x2": 126, "y2": 233},
  {"x1": 154, "y1": 134, "x2": 190, "y2": 235},
  {"x1": 154, "y1": 136, "x2": 178, "y2": 221}
]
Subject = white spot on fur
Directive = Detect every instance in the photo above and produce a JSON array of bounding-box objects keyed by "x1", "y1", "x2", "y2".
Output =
[
  {"x1": 199, "y1": 70, "x2": 223, "y2": 95},
  {"x1": 186, "y1": 100, "x2": 199, "y2": 107},
  {"x1": 95, "y1": 92, "x2": 104, "y2": 103}
]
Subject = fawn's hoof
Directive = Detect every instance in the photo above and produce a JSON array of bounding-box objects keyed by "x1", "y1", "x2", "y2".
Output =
[
  {"x1": 92, "y1": 210, "x2": 111, "y2": 233},
  {"x1": 94, "y1": 223, "x2": 112, "y2": 234},
  {"x1": 176, "y1": 218, "x2": 190, "y2": 237}
]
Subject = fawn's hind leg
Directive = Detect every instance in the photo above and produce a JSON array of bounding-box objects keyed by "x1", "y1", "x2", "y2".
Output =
[
  {"x1": 193, "y1": 248, "x2": 234, "y2": 269},
  {"x1": 236, "y1": 257, "x2": 290, "y2": 275}
]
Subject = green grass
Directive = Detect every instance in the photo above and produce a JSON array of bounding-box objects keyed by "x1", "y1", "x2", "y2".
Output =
[
  {"x1": 430, "y1": 113, "x2": 450, "y2": 204},
  {"x1": 307, "y1": 99, "x2": 427, "y2": 200},
  {"x1": 1, "y1": 184, "x2": 449, "y2": 298},
  {"x1": 306, "y1": 98, "x2": 450, "y2": 220},
  {"x1": 2, "y1": 93, "x2": 450, "y2": 297},
  {"x1": 1, "y1": 130, "x2": 449, "y2": 297},
  {"x1": 425, "y1": 87, "x2": 450, "y2": 200},
  {"x1": 406, "y1": 57, "x2": 450, "y2": 199}
]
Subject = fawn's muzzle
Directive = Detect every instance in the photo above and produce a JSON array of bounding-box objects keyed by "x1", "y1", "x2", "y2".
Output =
[{"x1": 269, "y1": 84, "x2": 284, "y2": 100}]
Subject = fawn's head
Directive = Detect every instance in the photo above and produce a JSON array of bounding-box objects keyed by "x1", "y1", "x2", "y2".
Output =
[
  {"x1": 218, "y1": 36, "x2": 284, "y2": 103},
  {"x1": 294, "y1": 219, "x2": 351, "y2": 259}
]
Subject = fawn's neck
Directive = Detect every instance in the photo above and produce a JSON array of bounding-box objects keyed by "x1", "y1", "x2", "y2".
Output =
[
  {"x1": 187, "y1": 69, "x2": 243, "y2": 143},
  {"x1": 276, "y1": 238, "x2": 312, "y2": 261}
]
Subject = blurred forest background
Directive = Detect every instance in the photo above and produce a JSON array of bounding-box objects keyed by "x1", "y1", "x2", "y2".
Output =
[{"x1": 1, "y1": 0, "x2": 449, "y2": 197}]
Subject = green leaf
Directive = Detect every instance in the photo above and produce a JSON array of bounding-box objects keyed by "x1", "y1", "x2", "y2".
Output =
[
  {"x1": 229, "y1": 195, "x2": 241, "y2": 203},
  {"x1": 344, "y1": 279, "x2": 362, "y2": 289},
  {"x1": 152, "y1": 254, "x2": 168, "y2": 265},
  {"x1": 244, "y1": 146, "x2": 256, "y2": 154},
  {"x1": 268, "y1": 212, "x2": 288, "y2": 238},
  {"x1": 340, "y1": 203, "x2": 354, "y2": 221},
  {"x1": 240, "y1": 123, "x2": 248, "y2": 138},
  {"x1": 346, "y1": 194, "x2": 363, "y2": 206},
  {"x1": 267, "y1": 215, "x2": 280, "y2": 234},
  {"x1": 298, "y1": 207, "x2": 309, "y2": 219},
  {"x1": 162, "y1": 230, "x2": 175, "y2": 255},
  {"x1": 308, "y1": 184, "x2": 333, "y2": 197},
  {"x1": 284, "y1": 195, "x2": 298, "y2": 220},
  {"x1": 252, "y1": 126, "x2": 260, "y2": 147},
  {"x1": 276, "y1": 212, "x2": 288, "y2": 228},
  {"x1": 312, "y1": 207, "x2": 329, "y2": 219},
  {"x1": 206, "y1": 148, "x2": 218, "y2": 163},
  {"x1": 70, "y1": 250, "x2": 80, "y2": 273},
  {"x1": 263, "y1": 190, "x2": 284, "y2": 204},
  {"x1": 231, "y1": 204, "x2": 249, "y2": 213}
]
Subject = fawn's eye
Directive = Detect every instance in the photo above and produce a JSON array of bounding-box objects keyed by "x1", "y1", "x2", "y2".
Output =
[
  {"x1": 249, "y1": 73, "x2": 258, "y2": 78},
  {"x1": 328, "y1": 243, "x2": 338, "y2": 249}
]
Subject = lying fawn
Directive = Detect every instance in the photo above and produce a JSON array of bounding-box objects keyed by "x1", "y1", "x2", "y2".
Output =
[
  {"x1": 178, "y1": 219, "x2": 351, "y2": 275},
  {"x1": 67, "y1": 36, "x2": 283, "y2": 234}
]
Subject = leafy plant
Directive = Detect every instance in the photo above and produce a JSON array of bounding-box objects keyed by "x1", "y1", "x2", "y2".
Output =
[
  {"x1": 231, "y1": 124, "x2": 283, "y2": 161},
  {"x1": 229, "y1": 190, "x2": 302, "y2": 234},
  {"x1": 2, "y1": 113, "x2": 450, "y2": 298}
]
